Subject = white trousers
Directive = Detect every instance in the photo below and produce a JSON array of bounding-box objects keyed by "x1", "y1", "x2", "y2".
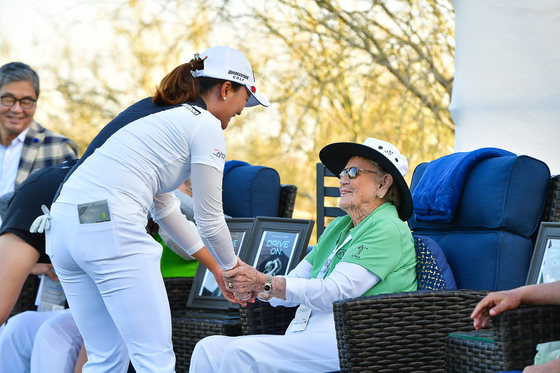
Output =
[
  {"x1": 189, "y1": 332, "x2": 340, "y2": 373},
  {"x1": 47, "y1": 202, "x2": 173, "y2": 373},
  {"x1": 0, "y1": 309, "x2": 82, "y2": 373}
]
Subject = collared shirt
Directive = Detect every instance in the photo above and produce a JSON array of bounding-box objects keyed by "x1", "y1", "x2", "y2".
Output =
[
  {"x1": 0, "y1": 127, "x2": 29, "y2": 196},
  {"x1": 307, "y1": 203, "x2": 417, "y2": 297}
]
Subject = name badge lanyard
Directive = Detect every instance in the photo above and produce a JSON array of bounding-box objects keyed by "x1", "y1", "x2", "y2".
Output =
[
  {"x1": 292, "y1": 233, "x2": 352, "y2": 332},
  {"x1": 316, "y1": 234, "x2": 352, "y2": 280}
]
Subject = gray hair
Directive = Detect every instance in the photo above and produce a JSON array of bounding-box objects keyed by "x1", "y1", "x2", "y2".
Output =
[
  {"x1": 0, "y1": 62, "x2": 40, "y2": 97},
  {"x1": 364, "y1": 158, "x2": 401, "y2": 208}
]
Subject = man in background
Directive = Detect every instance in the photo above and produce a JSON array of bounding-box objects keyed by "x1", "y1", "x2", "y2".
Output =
[{"x1": 0, "y1": 62, "x2": 78, "y2": 225}]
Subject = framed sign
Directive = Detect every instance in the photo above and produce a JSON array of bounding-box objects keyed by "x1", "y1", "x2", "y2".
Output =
[
  {"x1": 245, "y1": 217, "x2": 314, "y2": 277},
  {"x1": 526, "y1": 222, "x2": 560, "y2": 285},
  {"x1": 186, "y1": 218, "x2": 254, "y2": 311}
]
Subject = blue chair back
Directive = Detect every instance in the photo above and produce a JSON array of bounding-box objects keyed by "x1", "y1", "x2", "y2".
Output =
[
  {"x1": 222, "y1": 161, "x2": 281, "y2": 218},
  {"x1": 409, "y1": 155, "x2": 550, "y2": 291}
]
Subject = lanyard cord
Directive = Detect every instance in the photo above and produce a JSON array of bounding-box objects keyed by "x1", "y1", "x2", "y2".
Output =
[{"x1": 317, "y1": 234, "x2": 352, "y2": 279}]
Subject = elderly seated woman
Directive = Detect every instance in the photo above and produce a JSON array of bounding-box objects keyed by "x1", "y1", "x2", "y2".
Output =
[{"x1": 190, "y1": 137, "x2": 417, "y2": 373}]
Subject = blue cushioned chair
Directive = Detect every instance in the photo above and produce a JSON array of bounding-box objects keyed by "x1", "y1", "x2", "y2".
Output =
[
  {"x1": 332, "y1": 152, "x2": 552, "y2": 373},
  {"x1": 222, "y1": 160, "x2": 282, "y2": 218},
  {"x1": 409, "y1": 155, "x2": 550, "y2": 291}
]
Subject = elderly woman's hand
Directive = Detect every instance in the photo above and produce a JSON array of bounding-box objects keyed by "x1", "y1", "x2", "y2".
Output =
[{"x1": 223, "y1": 258, "x2": 265, "y2": 295}]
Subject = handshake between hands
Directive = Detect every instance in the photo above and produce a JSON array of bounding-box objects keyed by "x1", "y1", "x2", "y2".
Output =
[{"x1": 217, "y1": 257, "x2": 264, "y2": 306}]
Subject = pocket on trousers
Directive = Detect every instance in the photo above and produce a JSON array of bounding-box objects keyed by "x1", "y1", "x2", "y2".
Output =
[{"x1": 79, "y1": 220, "x2": 118, "y2": 263}]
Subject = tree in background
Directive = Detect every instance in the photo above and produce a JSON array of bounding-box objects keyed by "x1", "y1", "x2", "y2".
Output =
[
  {"x1": 221, "y1": 0, "x2": 456, "y2": 224},
  {"x1": 0, "y1": 0, "x2": 456, "y2": 238}
]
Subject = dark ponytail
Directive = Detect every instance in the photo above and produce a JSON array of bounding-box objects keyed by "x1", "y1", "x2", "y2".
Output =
[
  {"x1": 153, "y1": 58, "x2": 204, "y2": 105},
  {"x1": 153, "y1": 57, "x2": 245, "y2": 106}
]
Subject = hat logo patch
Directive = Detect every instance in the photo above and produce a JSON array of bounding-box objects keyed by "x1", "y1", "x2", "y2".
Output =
[{"x1": 227, "y1": 70, "x2": 249, "y2": 82}]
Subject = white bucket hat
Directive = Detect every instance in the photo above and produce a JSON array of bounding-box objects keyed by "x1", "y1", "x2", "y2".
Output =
[
  {"x1": 319, "y1": 138, "x2": 413, "y2": 221},
  {"x1": 191, "y1": 46, "x2": 270, "y2": 108}
]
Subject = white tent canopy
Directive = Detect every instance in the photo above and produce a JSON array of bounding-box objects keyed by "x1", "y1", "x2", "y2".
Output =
[{"x1": 451, "y1": 0, "x2": 560, "y2": 175}]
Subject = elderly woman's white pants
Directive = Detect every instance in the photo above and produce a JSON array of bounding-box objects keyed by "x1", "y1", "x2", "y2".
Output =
[
  {"x1": 0, "y1": 309, "x2": 82, "y2": 373},
  {"x1": 47, "y1": 202, "x2": 173, "y2": 373},
  {"x1": 189, "y1": 332, "x2": 339, "y2": 373}
]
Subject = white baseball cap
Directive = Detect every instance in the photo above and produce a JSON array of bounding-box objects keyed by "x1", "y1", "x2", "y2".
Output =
[{"x1": 191, "y1": 46, "x2": 270, "y2": 108}]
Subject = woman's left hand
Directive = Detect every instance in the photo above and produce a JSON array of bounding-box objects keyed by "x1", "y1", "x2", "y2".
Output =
[{"x1": 212, "y1": 267, "x2": 238, "y2": 303}]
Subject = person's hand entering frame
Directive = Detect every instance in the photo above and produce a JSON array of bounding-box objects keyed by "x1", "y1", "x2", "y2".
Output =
[
  {"x1": 30, "y1": 263, "x2": 59, "y2": 282},
  {"x1": 471, "y1": 288, "x2": 524, "y2": 330}
]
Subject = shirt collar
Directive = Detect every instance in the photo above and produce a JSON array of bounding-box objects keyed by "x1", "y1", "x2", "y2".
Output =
[
  {"x1": 14, "y1": 127, "x2": 30, "y2": 145},
  {"x1": 188, "y1": 96, "x2": 207, "y2": 110}
]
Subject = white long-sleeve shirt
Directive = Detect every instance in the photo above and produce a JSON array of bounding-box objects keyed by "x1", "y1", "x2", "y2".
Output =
[{"x1": 57, "y1": 100, "x2": 237, "y2": 269}]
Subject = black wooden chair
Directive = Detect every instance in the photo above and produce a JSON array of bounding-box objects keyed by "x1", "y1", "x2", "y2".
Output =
[{"x1": 316, "y1": 162, "x2": 345, "y2": 240}]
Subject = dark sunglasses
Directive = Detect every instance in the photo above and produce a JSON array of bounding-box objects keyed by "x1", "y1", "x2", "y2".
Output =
[{"x1": 339, "y1": 167, "x2": 377, "y2": 179}]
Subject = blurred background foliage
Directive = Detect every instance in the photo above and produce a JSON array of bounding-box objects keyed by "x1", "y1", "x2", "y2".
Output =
[{"x1": 0, "y1": 0, "x2": 456, "y2": 241}]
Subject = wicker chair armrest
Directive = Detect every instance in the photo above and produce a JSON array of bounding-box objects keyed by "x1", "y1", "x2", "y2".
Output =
[
  {"x1": 239, "y1": 299, "x2": 298, "y2": 335},
  {"x1": 491, "y1": 304, "x2": 560, "y2": 371},
  {"x1": 542, "y1": 175, "x2": 560, "y2": 223},
  {"x1": 333, "y1": 289, "x2": 489, "y2": 373},
  {"x1": 163, "y1": 277, "x2": 194, "y2": 311}
]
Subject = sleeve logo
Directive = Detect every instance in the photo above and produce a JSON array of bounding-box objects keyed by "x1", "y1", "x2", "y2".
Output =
[
  {"x1": 213, "y1": 149, "x2": 226, "y2": 159},
  {"x1": 352, "y1": 245, "x2": 368, "y2": 259}
]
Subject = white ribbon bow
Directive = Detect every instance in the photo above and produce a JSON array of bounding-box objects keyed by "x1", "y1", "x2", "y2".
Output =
[{"x1": 30, "y1": 205, "x2": 51, "y2": 233}]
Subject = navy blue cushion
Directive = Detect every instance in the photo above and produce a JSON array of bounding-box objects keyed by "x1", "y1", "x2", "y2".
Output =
[
  {"x1": 415, "y1": 231, "x2": 532, "y2": 291},
  {"x1": 414, "y1": 235, "x2": 457, "y2": 290},
  {"x1": 409, "y1": 156, "x2": 550, "y2": 239},
  {"x1": 222, "y1": 163, "x2": 281, "y2": 218}
]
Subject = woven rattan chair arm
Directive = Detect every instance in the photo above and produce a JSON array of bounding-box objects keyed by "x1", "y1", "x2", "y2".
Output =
[
  {"x1": 333, "y1": 289, "x2": 489, "y2": 373},
  {"x1": 491, "y1": 304, "x2": 560, "y2": 371},
  {"x1": 239, "y1": 299, "x2": 298, "y2": 336}
]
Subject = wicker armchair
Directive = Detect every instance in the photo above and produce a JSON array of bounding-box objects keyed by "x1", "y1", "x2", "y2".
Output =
[
  {"x1": 333, "y1": 290, "x2": 489, "y2": 373},
  {"x1": 445, "y1": 305, "x2": 560, "y2": 372},
  {"x1": 443, "y1": 175, "x2": 560, "y2": 372}
]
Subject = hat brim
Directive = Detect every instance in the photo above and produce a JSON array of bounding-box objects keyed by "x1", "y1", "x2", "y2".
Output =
[
  {"x1": 319, "y1": 142, "x2": 413, "y2": 221},
  {"x1": 245, "y1": 86, "x2": 270, "y2": 107}
]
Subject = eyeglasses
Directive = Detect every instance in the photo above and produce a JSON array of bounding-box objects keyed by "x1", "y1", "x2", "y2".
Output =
[
  {"x1": 0, "y1": 95, "x2": 37, "y2": 109},
  {"x1": 339, "y1": 167, "x2": 377, "y2": 179}
]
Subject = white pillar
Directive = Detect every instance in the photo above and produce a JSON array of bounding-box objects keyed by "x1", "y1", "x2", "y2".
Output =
[{"x1": 450, "y1": 0, "x2": 560, "y2": 174}]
